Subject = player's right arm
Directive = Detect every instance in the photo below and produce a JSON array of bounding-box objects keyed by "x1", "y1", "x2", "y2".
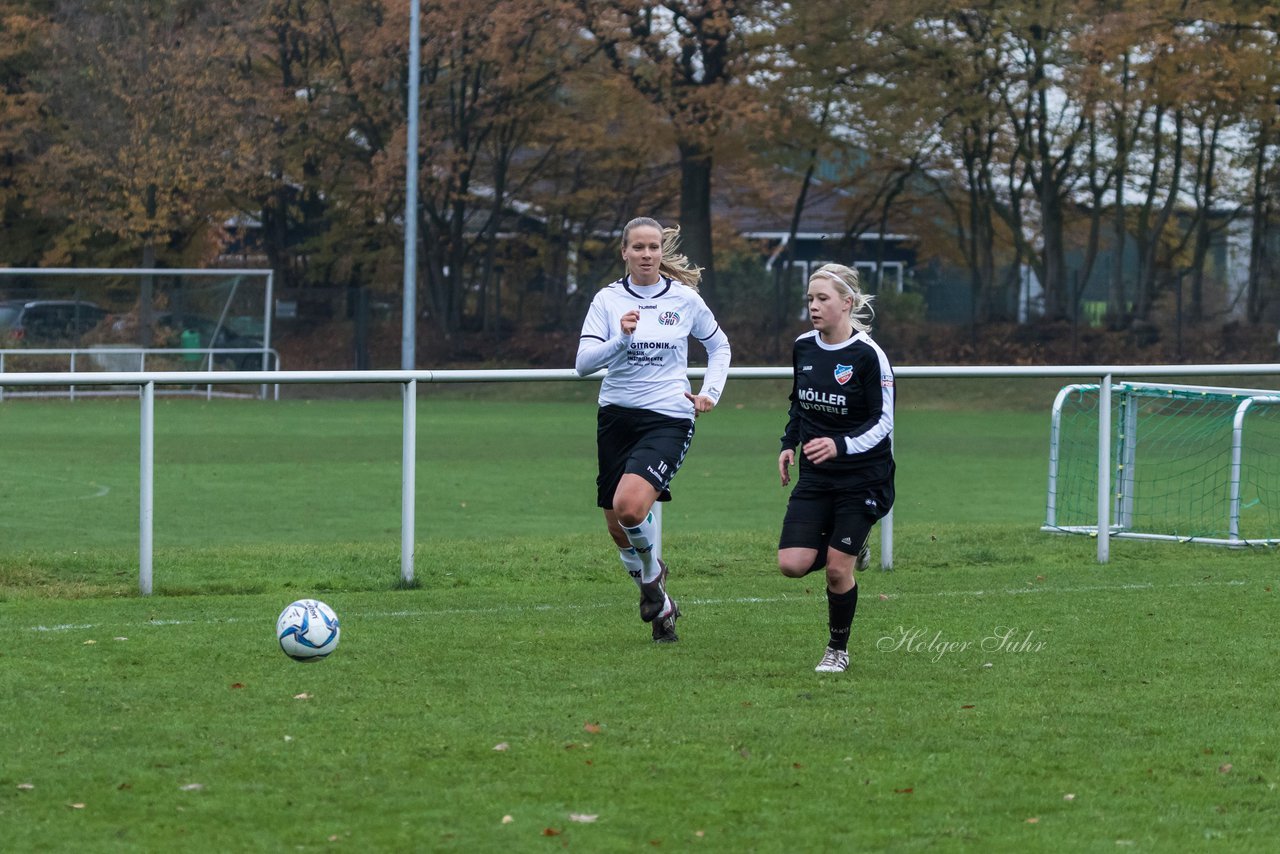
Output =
[
  {"x1": 779, "y1": 341, "x2": 803, "y2": 485},
  {"x1": 575, "y1": 296, "x2": 634, "y2": 377}
]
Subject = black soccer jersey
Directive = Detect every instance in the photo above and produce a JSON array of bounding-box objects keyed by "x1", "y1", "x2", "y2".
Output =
[{"x1": 780, "y1": 329, "x2": 895, "y2": 475}]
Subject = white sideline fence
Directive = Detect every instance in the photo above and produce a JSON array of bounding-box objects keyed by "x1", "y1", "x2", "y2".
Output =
[
  {"x1": 0, "y1": 347, "x2": 282, "y2": 400},
  {"x1": 3, "y1": 363, "x2": 1280, "y2": 594}
]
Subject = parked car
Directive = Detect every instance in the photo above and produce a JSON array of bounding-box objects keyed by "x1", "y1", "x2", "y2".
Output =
[{"x1": 0, "y1": 299, "x2": 109, "y2": 345}]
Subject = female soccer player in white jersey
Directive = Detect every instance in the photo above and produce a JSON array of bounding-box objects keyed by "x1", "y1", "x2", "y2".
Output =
[
  {"x1": 777, "y1": 263, "x2": 895, "y2": 672},
  {"x1": 575, "y1": 217, "x2": 732, "y2": 643}
]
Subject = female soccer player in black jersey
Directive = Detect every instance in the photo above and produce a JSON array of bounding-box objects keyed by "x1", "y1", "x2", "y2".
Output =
[
  {"x1": 575, "y1": 217, "x2": 732, "y2": 643},
  {"x1": 777, "y1": 263, "x2": 895, "y2": 672}
]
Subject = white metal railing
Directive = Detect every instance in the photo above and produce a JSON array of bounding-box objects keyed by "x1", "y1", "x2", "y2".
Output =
[
  {"x1": 0, "y1": 347, "x2": 282, "y2": 401},
  {"x1": 4, "y1": 363, "x2": 1280, "y2": 594}
]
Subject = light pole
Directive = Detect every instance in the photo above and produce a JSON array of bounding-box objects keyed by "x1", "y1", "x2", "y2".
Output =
[{"x1": 402, "y1": 0, "x2": 421, "y2": 370}]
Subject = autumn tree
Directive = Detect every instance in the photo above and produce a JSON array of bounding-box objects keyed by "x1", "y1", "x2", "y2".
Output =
[
  {"x1": 36, "y1": 1, "x2": 241, "y2": 269},
  {"x1": 1239, "y1": 8, "x2": 1280, "y2": 323},
  {"x1": 580, "y1": 0, "x2": 781, "y2": 302},
  {"x1": 163, "y1": 0, "x2": 411, "y2": 308},
  {"x1": 868, "y1": 3, "x2": 1029, "y2": 325},
  {"x1": 0, "y1": 0, "x2": 59, "y2": 267},
  {"x1": 517, "y1": 67, "x2": 681, "y2": 330}
]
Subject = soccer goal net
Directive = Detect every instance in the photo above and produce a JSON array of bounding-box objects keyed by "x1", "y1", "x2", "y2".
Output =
[
  {"x1": 0, "y1": 267, "x2": 274, "y2": 370},
  {"x1": 1044, "y1": 382, "x2": 1280, "y2": 546}
]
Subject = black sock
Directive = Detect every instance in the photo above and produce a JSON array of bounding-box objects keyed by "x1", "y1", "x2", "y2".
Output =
[{"x1": 827, "y1": 584, "x2": 857, "y2": 651}]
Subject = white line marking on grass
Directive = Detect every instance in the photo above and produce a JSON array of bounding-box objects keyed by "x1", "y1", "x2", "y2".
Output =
[
  {"x1": 25, "y1": 473, "x2": 112, "y2": 501},
  {"x1": 18, "y1": 578, "x2": 1259, "y2": 633}
]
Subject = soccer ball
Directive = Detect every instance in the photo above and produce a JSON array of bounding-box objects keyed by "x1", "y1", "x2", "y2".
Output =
[{"x1": 276, "y1": 599, "x2": 341, "y2": 661}]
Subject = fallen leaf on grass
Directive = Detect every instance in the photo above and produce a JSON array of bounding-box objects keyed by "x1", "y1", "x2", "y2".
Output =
[
  {"x1": 894, "y1": 788, "x2": 913, "y2": 794},
  {"x1": 179, "y1": 783, "x2": 204, "y2": 791},
  {"x1": 493, "y1": 742, "x2": 510, "y2": 752},
  {"x1": 542, "y1": 828, "x2": 561, "y2": 837},
  {"x1": 1063, "y1": 793, "x2": 1076, "y2": 801},
  {"x1": 961, "y1": 705, "x2": 975, "y2": 710},
  {"x1": 117, "y1": 783, "x2": 132, "y2": 791},
  {"x1": 69, "y1": 802, "x2": 85, "y2": 809},
  {"x1": 878, "y1": 594, "x2": 889, "y2": 601},
  {"x1": 695, "y1": 831, "x2": 705, "y2": 838},
  {"x1": 328, "y1": 835, "x2": 340, "y2": 842},
  {"x1": 230, "y1": 683, "x2": 245, "y2": 690},
  {"x1": 501, "y1": 815, "x2": 514, "y2": 825},
  {"x1": 114, "y1": 637, "x2": 128, "y2": 642},
  {"x1": 293, "y1": 693, "x2": 311, "y2": 700},
  {"x1": 1026, "y1": 817, "x2": 1039, "y2": 824},
  {"x1": 17, "y1": 783, "x2": 34, "y2": 791},
  {"x1": 83, "y1": 640, "x2": 96, "y2": 645},
  {"x1": 583, "y1": 722, "x2": 603, "y2": 734},
  {"x1": 569, "y1": 813, "x2": 598, "y2": 823},
  {"x1": 1219, "y1": 763, "x2": 1233, "y2": 774}
]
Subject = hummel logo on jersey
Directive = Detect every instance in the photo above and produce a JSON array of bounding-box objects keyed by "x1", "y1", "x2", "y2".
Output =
[
  {"x1": 834, "y1": 364, "x2": 854, "y2": 385},
  {"x1": 637, "y1": 304, "x2": 658, "y2": 309},
  {"x1": 801, "y1": 365, "x2": 813, "y2": 371},
  {"x1": 865, "y1": 499, "x2": 877, "y2": 508},
  {"x1": 841, "y1": 537, "x2": 852, "y2": 545},
  {"x1": 658, "y1": 311, "x2": 680, "y2": 326}
]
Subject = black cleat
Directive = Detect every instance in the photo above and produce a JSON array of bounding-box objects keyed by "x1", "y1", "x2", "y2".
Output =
[
  {"x1": 652, "y1": 600, "x2": 680, "y2": 643},
  {"x1": 639, "y1": 558, "x2": 669, "y2": 623}
]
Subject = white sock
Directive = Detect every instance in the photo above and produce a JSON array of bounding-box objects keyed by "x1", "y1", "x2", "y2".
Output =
[
  {"x1": 623, "y1": 511, "x2": 662, "y2": 583},
  {"x1": 618, "y1": 546, "x2": 643, "y2": 588}
]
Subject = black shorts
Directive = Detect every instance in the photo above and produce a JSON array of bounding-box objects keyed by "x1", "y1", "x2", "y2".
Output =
[
  {"x1": 778, "y1": 461, "x2": 895, "y2": 556},
  {"x1": 596, "y1": 404, "x2": 695, "y2": 509}
]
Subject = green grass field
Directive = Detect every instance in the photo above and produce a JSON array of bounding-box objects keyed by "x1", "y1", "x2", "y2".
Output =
[{"x1": 2, "y1": 380, "x2": 1278, "y2": 851}]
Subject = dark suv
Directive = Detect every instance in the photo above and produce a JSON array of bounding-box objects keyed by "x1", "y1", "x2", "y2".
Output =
[{"x1": 0, "y1": 299, "x2": 109, "y2": 345}]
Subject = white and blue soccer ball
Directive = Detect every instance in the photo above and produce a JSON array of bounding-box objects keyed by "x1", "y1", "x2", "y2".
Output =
[{"x1": 276, "y1": 599, "x2": 341, "y2": 661}]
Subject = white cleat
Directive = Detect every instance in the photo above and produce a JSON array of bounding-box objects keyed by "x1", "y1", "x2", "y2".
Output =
[{"x1": 815, "y1": 646, "x2": 849, "y2": 673}]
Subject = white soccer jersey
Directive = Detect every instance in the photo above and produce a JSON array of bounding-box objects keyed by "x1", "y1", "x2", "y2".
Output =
[{"x1": 575, "y1": 276, "x2": 731, "y2": 420}]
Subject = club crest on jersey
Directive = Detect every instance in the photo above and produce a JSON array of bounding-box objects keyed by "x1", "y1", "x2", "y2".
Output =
[
  {"x1": 834, "y1": 363, "x2": 854, "y2": 385},
  {"x1": 658, "y1": 310, "x2": 680, "y2": 326}
]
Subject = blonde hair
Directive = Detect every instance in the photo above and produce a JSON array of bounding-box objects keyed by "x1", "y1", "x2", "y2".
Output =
[
  {"x1": 809, "y1": 263, "x2": 874, "y2": 334},
  {"x1": 621, "y1": 217, "x2": 703, "y2": 290}
]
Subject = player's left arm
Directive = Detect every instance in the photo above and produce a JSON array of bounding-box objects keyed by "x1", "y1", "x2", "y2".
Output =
[
  {"x1": 835, "y1": 347, "x2": 894, "y2": 457},
  {"x1": 685, "y1": 302, "x2": 731, "y2": 413}
]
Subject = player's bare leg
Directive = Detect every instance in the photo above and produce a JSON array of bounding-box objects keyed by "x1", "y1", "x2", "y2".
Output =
[{"x1": 607, "y1": 474, "x2": 677, "y2": 634}]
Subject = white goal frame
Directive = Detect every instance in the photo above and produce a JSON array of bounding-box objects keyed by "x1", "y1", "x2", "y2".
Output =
[
  {"x1": 0, "y1": 266, "x2": 274, "y2": 365},
  {"x1": 1044, "y1": 381, "x2": 1280, "y2": 546}
]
